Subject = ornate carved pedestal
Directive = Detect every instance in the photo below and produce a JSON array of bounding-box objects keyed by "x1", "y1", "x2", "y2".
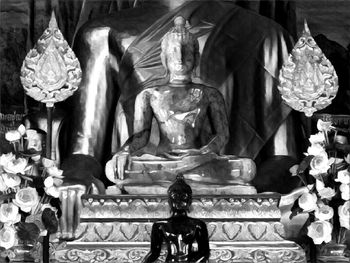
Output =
[{"x1": 52, "y1": 194, "x2": 306, "y2": 263}]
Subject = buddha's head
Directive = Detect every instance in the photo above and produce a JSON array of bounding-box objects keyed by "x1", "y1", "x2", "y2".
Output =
[
  {"x1": 161, "y1": 16, "x2": 199, "y2": 84},
  {"x1": 168, "y1": 174, "x2": 192, "y2": 214}
]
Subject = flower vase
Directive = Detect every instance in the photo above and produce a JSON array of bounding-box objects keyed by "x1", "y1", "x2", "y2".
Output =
[{"x1": 317, "y1": 242, "x2": 349, "y2": 263}]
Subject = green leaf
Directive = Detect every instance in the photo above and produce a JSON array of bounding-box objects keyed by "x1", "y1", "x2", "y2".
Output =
[
  {"x1": 297, "y1": 155, "x2": 314, "y2": 174},
  {"x1": 289, "y1": 199, "x2": 303, "y2": 220}
]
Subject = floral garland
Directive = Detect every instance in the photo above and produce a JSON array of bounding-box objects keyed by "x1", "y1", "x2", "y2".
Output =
[
  {"x1": 0, "y1": 125, "x2": 62, "y2": 253},
  {"x1": 290, "y1": 120, "x2": 350, "y2": 245}
]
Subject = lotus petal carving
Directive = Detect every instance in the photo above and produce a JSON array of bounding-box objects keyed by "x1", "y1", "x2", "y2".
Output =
[
  {"x1": 223, "y1": 222, "x2": 242, "y2": 240},
  {"x1": 119, "y1": 223, "x2": 139, "y2": 241},
  {"x1": 248, "y1": 223, "x2": 267, "y2": 240},
  {"x1": 20, "y1": 12, "x2": 81, "y2": 106},
  {"x1": 278, "y1": 20, "x2": 338, "y2": 117},
  {"x1": 94, "y1": 224, "x2": 114, "y2": 241}
]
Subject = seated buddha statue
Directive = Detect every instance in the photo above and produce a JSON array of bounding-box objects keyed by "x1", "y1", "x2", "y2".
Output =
[
  {"x1": 105, "y1": 16, "x2": 256, "y2": 195},
  {"x1": 56, "y1": 0, "x2": 301, "y2": 240}
]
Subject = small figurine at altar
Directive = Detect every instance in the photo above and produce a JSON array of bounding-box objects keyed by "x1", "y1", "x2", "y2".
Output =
[
  {"x1": 105, "y1": 16, "x2": 256, "y2": 195},
  {"x1": 142, "y1": 174, "x2": 210, "y2": 263}
]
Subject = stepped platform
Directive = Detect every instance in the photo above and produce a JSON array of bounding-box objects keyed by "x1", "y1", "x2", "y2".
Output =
[{"x1": 51, "y1": 194, "x2": 306, "y2": 263}]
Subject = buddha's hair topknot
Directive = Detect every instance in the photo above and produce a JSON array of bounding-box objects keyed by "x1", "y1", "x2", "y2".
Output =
[{"x1": 168, "y1": 173, "x2": 192, "y2": 196}]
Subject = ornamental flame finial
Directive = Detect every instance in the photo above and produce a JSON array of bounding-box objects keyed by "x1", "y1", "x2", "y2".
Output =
[
  {"x1": 20, "y1": 11, "x2": 81, "y2": 107},
  {"x1": 278, "y1": 20, "x2": 338, "y2": 117}
]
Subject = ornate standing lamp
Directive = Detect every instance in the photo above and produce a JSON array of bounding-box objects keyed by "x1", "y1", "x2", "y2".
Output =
[
  {"x1": 20, "y1": 12, "x2": 81, "y2": 159},
  {"x1": 278, "y1": 20, "x2": 338, "y2": 117}
]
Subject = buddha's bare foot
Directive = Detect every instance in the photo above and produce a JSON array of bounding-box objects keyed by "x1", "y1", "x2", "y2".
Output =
[
  {"x1": 57, "y1": 154, "x2": 105, "y2": 240},
  {"x1": 58, "y1": 185, "x2": 86, "y2": 240},
  {"x1": 229, "y1": 157, "x2": 256, "y2": 184}
]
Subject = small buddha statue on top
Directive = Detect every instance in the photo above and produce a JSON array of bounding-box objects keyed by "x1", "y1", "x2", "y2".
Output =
[
  {"x1": 142, "y1": 174, "x2": 210, "y2": 263},
  {"x1": 105, "y1": 16, "x2": 256, "y2": 195}
]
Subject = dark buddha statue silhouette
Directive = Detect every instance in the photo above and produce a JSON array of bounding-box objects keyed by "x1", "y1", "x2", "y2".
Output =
[
  {"x1": 56, "y1": 0, "x2": 302, "y2": 240},
  {"x1": 142, "y1": 174, "x2": 210, "y2": 263}
]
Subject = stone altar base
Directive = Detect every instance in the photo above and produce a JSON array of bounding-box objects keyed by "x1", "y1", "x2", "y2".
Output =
[{"x1": 51, "y1": 194, "x2": 306, "y2": 263}]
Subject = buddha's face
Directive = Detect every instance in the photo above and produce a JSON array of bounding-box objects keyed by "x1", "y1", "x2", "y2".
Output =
[
  {"x1": 169, "y1": 190, "x2": 192, "y2": 212},
  {"x1": 165, "y1": 38, "x2": 195, "y2": 80}
]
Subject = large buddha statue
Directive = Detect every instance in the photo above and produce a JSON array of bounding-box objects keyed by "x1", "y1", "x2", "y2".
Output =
[
  {"x1": 105, "y1": 16, "x2": 256, "y2": 195},
  {"x1": 57, "y1": 0, "x2": 301, "y2": 240}
]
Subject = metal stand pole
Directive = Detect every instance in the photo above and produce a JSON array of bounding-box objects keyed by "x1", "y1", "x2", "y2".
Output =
[{"x1": 46, "y1": 105, "x2": 53, "y2": 159}]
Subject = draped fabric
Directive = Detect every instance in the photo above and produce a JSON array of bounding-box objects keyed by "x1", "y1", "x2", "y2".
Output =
[{"x1": 201, "y1": 5, "x2": 295, "y2": 158}]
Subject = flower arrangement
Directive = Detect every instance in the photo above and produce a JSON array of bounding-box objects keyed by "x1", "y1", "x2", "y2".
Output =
[
  {"x1": 290, "y1": 119, "x2": 350, "y2": 246},
  {"x1": 0, "y1": 125, "x2": 62, "y2": 254}
]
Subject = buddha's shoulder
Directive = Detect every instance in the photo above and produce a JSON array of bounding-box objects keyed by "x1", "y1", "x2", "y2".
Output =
[
  {"x1": 140, "y1": 84, "x2": 222, "y2": 98},
  {"x1": 193, "y1": 84, "x2": 224, "y2": 98},
  {"x1": 187, "y1": 217, "x2": 207, "y2": 228},
  {"x1": 152, "y1": 220, "x2": 168, "y2": 228},
  {"x1": 144, "y1": 85, "x2": 175, "y2": 95}
]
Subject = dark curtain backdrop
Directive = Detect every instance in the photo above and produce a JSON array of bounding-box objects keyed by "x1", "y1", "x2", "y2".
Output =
[
  {"x1": 0, "y1": 0, "x2": 296, "y2": 112},
  {"x1": 0, "y1": 0, "x2": 296, "y2": 153}
]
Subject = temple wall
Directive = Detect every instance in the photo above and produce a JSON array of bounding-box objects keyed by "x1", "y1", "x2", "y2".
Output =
[{"x1": 0, "y1": 0, "x2": 349, "y2": 153}]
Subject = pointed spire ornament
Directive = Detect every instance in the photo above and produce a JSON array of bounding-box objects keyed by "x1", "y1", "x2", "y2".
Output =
[
  {"x1": 278, "y1": 20, "x2": 338, "y2": 117},
  {"x1": 20, "y1": 11, "x2": 81, "y2": 107},
  {"x1": 20, "y1": 12, "x2": 82, "y2": 159}
]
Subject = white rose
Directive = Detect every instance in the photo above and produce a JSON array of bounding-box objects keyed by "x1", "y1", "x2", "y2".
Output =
[
  {"x1": 44, "y1": 176, "x2": 54, "y2": 188},
  {"x1": 4, "y1": 157, "x2": 28, "y2": 175},
  {"x1": 44, "y1": 176, "x2": 62, "y2": 188},
  {"x1": 338, "y1": 201, "x2": 350, "y2": 229},
  {"x1": 47, "y1": 166, "x2": 63, "y2": 178},
  {"x1": 316, "y1": 179, "x2": 325, "y2": 191},
  {"x1": 0, "y1": 153, "x2": 15, "y2": 168},
  {"x1": 0, "y1": 203, "x2": 21, "y2": 225},
  {"x1": 318, "y1": 187, "x2": 336, "y2": 200},
  {"x1": 314, "y1": 204, "x2": 334, "y2": 221},
  {"x1": 31, "y1": 155, "x2": 41, "y2": 162},
  {"x1": 0, "y1": 175, "x2": 8, "y2": 192},
  {"x1": 41, "y1": 158, "x2": 56, "y2": 168},
  {"x1": 340, "y1": 184, "x2": 350, "y2": 201},
  {"x1": 45, "y1": 186, "x2": 60, "y2": 198},
  {"x1": 335, "y1": 169, "x2": 350, "y2": 184},
  {"x1": 17, "y1": 124, "x2": 26, "y2": 136},
  {"x1": 328, "y1": 157, "x2": 344, "y2": 164},
  {"x1": 0, "y1": 225, "x2": 17, "y2": 249},
  {"x1": 5, "y1": 130, "x2": 21, "y2": 142},
  {"x1": 298, "y1": 192, "x2": 318, "y2": 212},
  {"x1": 13, "y1": 187, "x2": 39, "y2": 213},
  {"x1": 2, "y1": 173, "x2": 21, "y2": 188},
  {"x1": 316, "y1": 119, "x2": 332, "y2": 132},
  {"x1": 345, "y1": 154, "x2": 350, "y2": 164},
  {"x1": 44, "y1": 176, "x2": 62, "y2": 198},
  {"x1": 307, "y1": 144, "x2": 326, "y2": 156},
  {"x1": 310, "y1": 153, "x2": 330, "y2": 176},
  {"x1": 309, "y1": 132, "x2": 325, "y2": 145},
  {"x1": 307, "y1": 220, "x2": 333, "y2": 244}
]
